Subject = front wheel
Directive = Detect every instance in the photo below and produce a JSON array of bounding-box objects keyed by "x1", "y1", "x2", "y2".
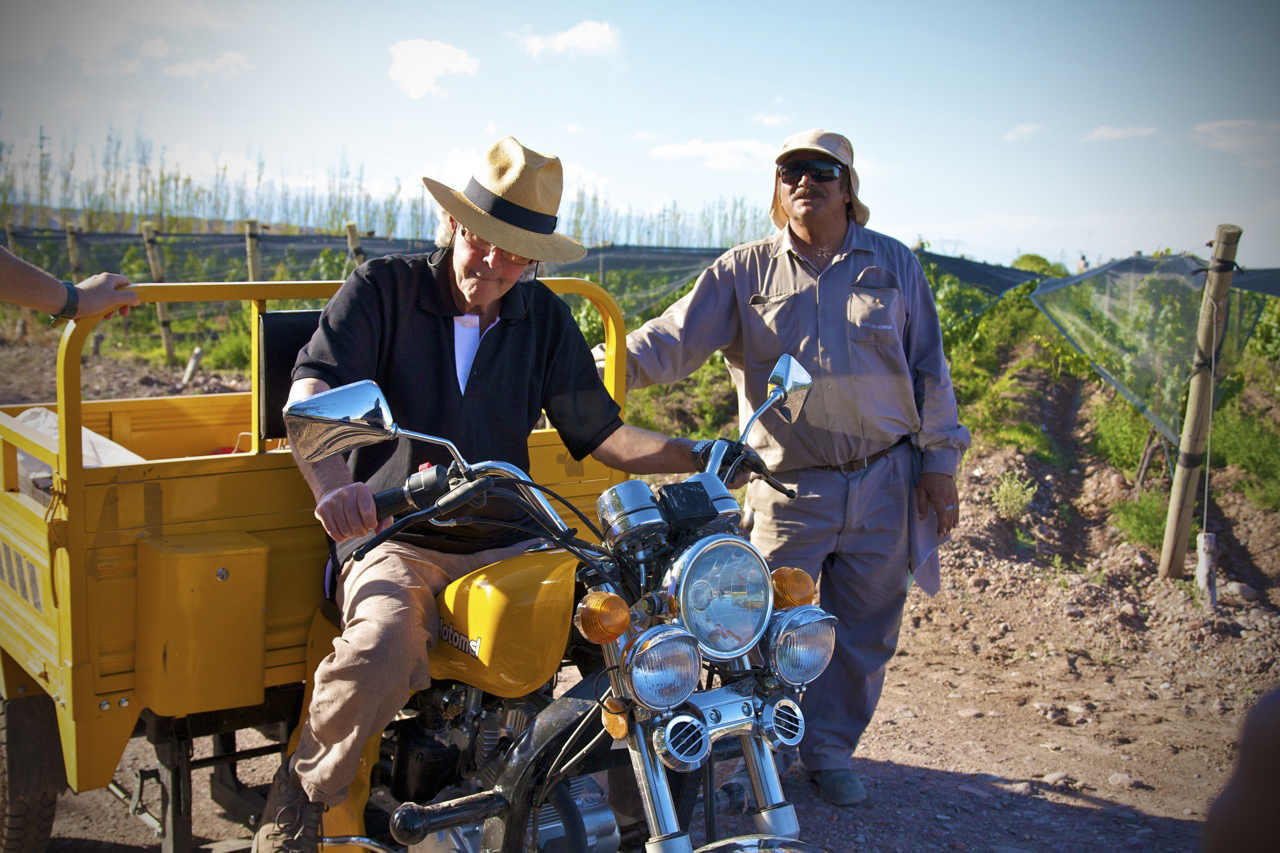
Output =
[
  {"x1": 0, "y1": 695, "x2": 64, "y2": 853},
  {"x1": 694, "y1": 836, "x2": 829, "y2": 853}
]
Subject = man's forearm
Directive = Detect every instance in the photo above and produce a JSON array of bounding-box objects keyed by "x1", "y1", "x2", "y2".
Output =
[
  {"x1": 1, "y1": 247, "x2": 72, "y2": 314},
  {"x1": 286, "y1": 377, "x2": 353, "y2": 502},
  {"x1": 591, "y1": 424, "x2": 697, "y2": 475},
  {"x1": 295, "y1": 453, "x2": 355, "y2": 504}
]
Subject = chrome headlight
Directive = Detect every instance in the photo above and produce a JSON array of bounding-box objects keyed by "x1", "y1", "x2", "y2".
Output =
[
  {"x1": 623, "y1": 625, "x2": 702, "y2": 711},
  {"x1": 664, "y1": 535, "x2": 773, "y2": 661},
  {"x1": 766, "y1": 605, "x2": 837, "y2": 686}
]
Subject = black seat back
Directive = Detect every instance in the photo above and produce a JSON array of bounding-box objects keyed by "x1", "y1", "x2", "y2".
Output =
[{"x1": 258, "y1": 309, "x2": 322, "y2": 440}]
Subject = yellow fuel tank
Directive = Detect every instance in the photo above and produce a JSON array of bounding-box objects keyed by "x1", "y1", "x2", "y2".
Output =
[{"x1": 430, "y1": 550, "x2": 578, "y2": 697}]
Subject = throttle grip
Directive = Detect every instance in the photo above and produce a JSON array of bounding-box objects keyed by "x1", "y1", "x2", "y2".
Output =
[
  {"x1": 373, "y1": 466, "x2": 452, "y2": 519},
  {"x1": 373, "y1": 486, "x2": 412, "y2": 519}
]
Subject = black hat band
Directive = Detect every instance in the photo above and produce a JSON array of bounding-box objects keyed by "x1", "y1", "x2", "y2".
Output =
[{"x1": 464, "y1": 179, "x2": 557, "y2": 235}]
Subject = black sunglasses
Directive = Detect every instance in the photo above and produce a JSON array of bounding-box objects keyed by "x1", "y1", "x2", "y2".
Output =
[{"x1": 777, "y1": 159, "x2": 843, "y2": 184}]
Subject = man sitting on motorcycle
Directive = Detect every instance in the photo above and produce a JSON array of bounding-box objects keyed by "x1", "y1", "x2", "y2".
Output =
[{"x1": 255, "y1": 137, "x2": 717, "y2": 852}]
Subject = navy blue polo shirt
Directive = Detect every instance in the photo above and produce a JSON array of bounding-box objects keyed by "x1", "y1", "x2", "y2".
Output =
[{"x1": 293, "y1": 248, "x2": 623, "y2": 557}]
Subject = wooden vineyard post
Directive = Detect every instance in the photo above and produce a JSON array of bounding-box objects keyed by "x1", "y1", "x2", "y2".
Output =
[
  {"x1": 345, "y1": 221, "x2": 365, "y2": 272},
  {"x1": 65, "y1": 224, "x2": 83, "y2": 281},
  {"x1": 140, "y1": 221, "x2": 176, "y2": 364},
  {"x1": 245, "y1": 219, "x2": 262, "y2": 281},
  {"x1": 1158, "y1": 224, "x2": 1243, "y2": 579},
  {"x1": 5, "y1": 221, "x2": 37, "y2": 340}
]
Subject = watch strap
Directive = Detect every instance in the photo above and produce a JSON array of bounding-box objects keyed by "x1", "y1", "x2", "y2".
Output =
[{"x1": 54, "y1": 280, "x2": 79, "y2": 320}]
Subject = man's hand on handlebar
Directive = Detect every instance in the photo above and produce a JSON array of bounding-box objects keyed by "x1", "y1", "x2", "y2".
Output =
[
  {"x1": 695, "y1": 440, "x2": 765, "y2": 491},
  {"x1": 315, "y1": 482, "x2": 394, "y2": 542}
]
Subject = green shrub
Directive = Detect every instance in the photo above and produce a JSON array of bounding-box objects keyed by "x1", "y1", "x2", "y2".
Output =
[
  {"x1": 205, "y1": 330, "x2": 252, "y2": 370},
  {"x1": 626, "y1": 358, "x2": 737, "y2": 439},
  {"x1": 1211, "y1": 401, "x2": 1280, "y2": 511},
  {"x1": 991, "y1": 470, "x2": 1035, "y2": 520},
  {"x1": 1112, "y1": 491, "x2": 1194, "y2": 550},
  {"x1": 1091, "y1": 397, "x2": 1151, "y2": 475}
]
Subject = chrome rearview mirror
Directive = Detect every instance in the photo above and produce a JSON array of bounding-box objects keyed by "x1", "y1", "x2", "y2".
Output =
[
  {"x1": 283, "y1": 380, "x2": 398, "y2": 462},
  {"x1": 767, "y1": 355, "x2": 812, "y2": 425},
  {"x1": 282, "y1": 379, "x2": 468, "y2": 468},
  {"x1": 739, "y1": 355, "x2": 813, "y2": 442}
]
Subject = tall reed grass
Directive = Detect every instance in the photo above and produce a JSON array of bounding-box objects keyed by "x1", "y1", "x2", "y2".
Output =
[{"x1": 1, "y1": 128, "x2": 772, "y2": 248}]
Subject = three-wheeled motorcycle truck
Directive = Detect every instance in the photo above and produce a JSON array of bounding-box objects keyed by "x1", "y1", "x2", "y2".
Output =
[{"x1": 0, "y1": 277, "x2": 629, "y2": 852}]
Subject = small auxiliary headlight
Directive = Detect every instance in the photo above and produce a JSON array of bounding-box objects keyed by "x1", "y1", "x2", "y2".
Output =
[
  {"x1": 575, "y1": 590, "x2": 631, "y2": 644},
  {"x1": 766, "y1": 606, "x2": 837, "y2": 687},
  {"x1": 623, "y1": 625, "x2": 702, "y2": 711},
  {"x1": 771, "y1": 566, "x2": 815, "y2": 608}
]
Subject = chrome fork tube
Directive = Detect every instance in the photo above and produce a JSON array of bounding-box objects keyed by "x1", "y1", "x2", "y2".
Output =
[
  {"x1": 739, "y1": 733, "x2": 786, "y2": 808},
  {"x1": 733, "y1": 652, "x2": 785, "y2": 812},
  {"x1": 727, "y1": 653, "x2": 800, "y2": 839},
  {"x1": 603, "y1": 636, "x2": 691, "y2": 851}
]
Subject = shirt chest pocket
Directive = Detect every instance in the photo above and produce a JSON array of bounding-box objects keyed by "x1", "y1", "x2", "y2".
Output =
[
  {"x1": 746, "y1": 288, "x2": 802, "y2": 356},
  {"x1": 847, "y1": 268, "x2": 902, "y2": 346}
]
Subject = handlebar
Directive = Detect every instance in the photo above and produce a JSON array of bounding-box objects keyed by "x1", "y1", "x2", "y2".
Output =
[
  {"x1": 355, "y1": 476, "x2": 495, "y2": 561},
  {"x1": 373, "y1": 466, "x2": 451, "y2": 519}
]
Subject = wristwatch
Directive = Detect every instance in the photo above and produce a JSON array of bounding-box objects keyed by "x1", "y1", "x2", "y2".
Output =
[
  {"x1": 53, "y1": 280, "x2": 79, "y2": 321},
  {"x1": 691, "y1": 439, "x2": 714, "y2": 470}
]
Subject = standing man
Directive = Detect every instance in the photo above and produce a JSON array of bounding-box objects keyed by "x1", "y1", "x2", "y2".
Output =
[
  {"x1": 602, "y1": 129, "x2": 970, "y2": 807},
  {"x1": 256, "y1": 137, "x2": 709, "y2": 852}
]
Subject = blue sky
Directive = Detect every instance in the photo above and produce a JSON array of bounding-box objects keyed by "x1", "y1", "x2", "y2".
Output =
[{"x1": 2, "y1": 0, "x2": 1277, "y2": 267}]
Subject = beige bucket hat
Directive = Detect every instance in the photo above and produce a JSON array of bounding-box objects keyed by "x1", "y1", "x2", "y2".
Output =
[
  {"x1": 423, "y1": 137, "x2": 586, "y2": 263},
  {"x1": 769, "y1": 128, "x2": 870, "y2": 229}
]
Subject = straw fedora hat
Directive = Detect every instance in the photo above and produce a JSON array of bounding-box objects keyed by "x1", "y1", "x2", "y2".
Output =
[
  {"x1": 423, "y1": 137, "x2": 586, "y2": 263},
  {"x1": 769, "y1": 128, "x2": 871, "y2": 229}
]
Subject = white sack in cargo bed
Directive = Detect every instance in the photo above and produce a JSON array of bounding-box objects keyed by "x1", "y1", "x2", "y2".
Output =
[{"x1": 14, "y1": 407, "x2": 147, "y2": 506}]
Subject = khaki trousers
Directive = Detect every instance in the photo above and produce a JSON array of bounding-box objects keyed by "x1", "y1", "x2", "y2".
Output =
[{"x1": 292, "y1": 538, "x2": 532, "y2": 806}]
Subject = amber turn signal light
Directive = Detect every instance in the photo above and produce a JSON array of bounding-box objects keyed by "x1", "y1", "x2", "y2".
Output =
[
  {"x1": 772, "y1": 566, "x2": 815, "y2": 608},
  {"x1": 575, "y1": 590, "x2": 631, "y2": 644},
  {"x1": 601, "y1": 696, "x2": 630, "y2": 739}
]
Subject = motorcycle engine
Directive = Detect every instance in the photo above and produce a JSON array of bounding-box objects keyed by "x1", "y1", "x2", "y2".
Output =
[{"x1": 403, "y1": 693, "x2": 621, "y2": 853}]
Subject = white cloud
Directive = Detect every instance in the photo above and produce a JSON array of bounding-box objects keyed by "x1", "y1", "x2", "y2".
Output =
[
  {"x1": 1191, "y1": 119, "x2": 1280, "y2": 168},
  {"x1": 82, "y1": 56, "x2": 142, "y2": 76},
  {"x1": 650, "y1": 139, "x2": 775, "y2": 172},
  {"x1": 517, "y1": 21, "x2": 620, "y2": 59},
  {"x1": 484, "y1": 121, "x2": 498, "y2": 135},
  {"x1": 1084, "y1": 125, "x2": 1157, "y2": 141},
  {"x1": 163, "y1": 51, "x2": 252, "y2": 78},
  {"x1": 58, "y1": 90, "x2": 89, "y2": 109},
  {"x1": 388, "y1": 39, "x2": 477, "y2": 99},
  {"x1": 0, "y1": 0, "x2": 222, "y2": 64},
  {"x1": 563, "y1": 163, "x2": 610, "y2": 195},
  {"x1": 161, "y1": 144, "x2": 264, "y2": 186},
  {"x1": 140, "y1": 37, "x2": 171, "y2": 59},
  {"x1": 418, "y1": 147, "x2": 484, "y2": 194},
  {"x1": 1003, "y1": 123, "x2": 1042, "y2": 142},
  {"x1": 753, "y1": 113, "x2": 790, "y2": 128},
  {"x1": 566, "y1": 124, "x2": 584, "y2": 134}
]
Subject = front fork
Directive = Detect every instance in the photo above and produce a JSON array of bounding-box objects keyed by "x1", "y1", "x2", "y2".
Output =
[{"x1": 604, "y1": 646, "x2": 800, "y2": 852}]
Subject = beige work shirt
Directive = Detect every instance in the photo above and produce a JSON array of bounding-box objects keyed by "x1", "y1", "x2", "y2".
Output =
[{"x1": 610, "y1": 223, "x2": 970, "y2": 477}]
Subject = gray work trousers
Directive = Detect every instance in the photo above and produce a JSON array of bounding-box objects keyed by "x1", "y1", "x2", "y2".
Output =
[{"x1": 746, "y1": 440, "x2": 916, "y2": 772}]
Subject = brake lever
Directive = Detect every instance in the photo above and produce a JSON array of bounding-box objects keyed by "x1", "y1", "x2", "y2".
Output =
[
  {"x1": 353, "y1": 476, "x2": 496, "y2": 560},
  {"x1": 353, "y1": 506, "x2": 441, "y2": 561},
  {"x1": 759, "y1": 470, "x2": 796, "y2": 499},
  {"x1": 737, "y1": 450, "x2": 796, "y2": 499}
]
